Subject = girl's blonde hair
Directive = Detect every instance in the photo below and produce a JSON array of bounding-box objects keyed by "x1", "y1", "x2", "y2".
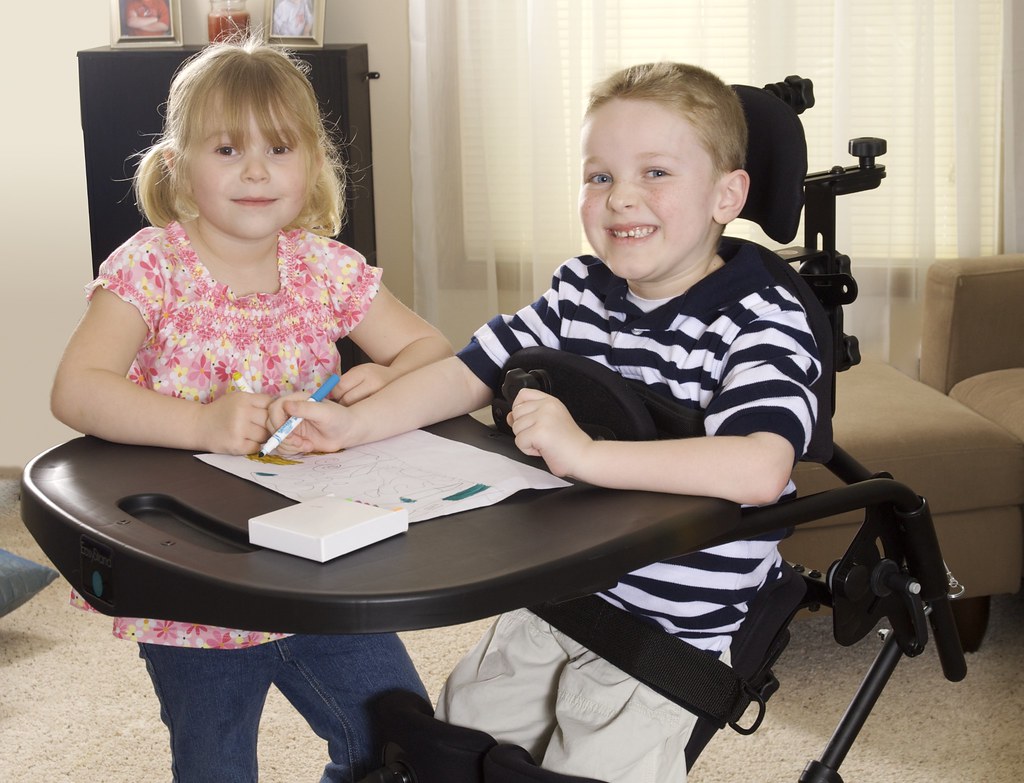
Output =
[
  {"x1": 586, "y1": 62, "x2": 748, "y2": 179},
  {"x1": 135, "y1": 38, "x2": 345, "y2": 236}
]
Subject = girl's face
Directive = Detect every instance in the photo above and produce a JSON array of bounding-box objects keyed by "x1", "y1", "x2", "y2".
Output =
[
  {"x1": 579, "y1": 97, "x2": 746, "y2": 300},
  {"x1": 185, "y1": 114, "x2": 310, "y2": 247}
]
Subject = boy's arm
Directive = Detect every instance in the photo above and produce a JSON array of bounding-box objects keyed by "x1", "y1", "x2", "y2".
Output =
[
  {"x1": 271, "y1": 355, "x2": 494, "y2": 454},
  {"x1": 51, "y1": 288, "x2": 272, "y2": 454},
  {"x1": 508, "y1": 388, "x2": 795, "y2": 505}
]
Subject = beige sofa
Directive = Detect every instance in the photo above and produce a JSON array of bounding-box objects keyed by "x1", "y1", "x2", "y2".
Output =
[{"x1": 784, "y1": 254, "x2": 1024, "y2": 650}]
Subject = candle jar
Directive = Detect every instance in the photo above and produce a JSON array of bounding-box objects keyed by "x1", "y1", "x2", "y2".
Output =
[{"x1": 208, "y1": 0, "x2": 250, "y2": 43}]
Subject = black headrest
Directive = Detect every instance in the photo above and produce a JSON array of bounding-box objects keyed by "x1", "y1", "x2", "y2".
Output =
[{"x1": 732, "y1": 84, "x2": 808, "y2": 244}]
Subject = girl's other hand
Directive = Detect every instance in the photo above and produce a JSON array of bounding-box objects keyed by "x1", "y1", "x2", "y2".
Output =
[
  {"x1": 199, "y1": 391, "x2": 273, "y2": 455},
  {"x1": 329, "y1": 363, "x2": 396, "y2": 405}
]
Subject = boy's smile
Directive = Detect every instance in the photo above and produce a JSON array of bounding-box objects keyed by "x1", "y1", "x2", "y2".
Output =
[
  {"x1": 579, "y1": 97, "x2": 747, "y2": 300},
  {"x1": 610, "y1": 225, "x2": 656, "y2": 239}
]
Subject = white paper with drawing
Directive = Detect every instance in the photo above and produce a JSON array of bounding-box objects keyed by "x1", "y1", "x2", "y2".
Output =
[{"x1": 196, "y1": 429, "x2": 571, "y2": 523}]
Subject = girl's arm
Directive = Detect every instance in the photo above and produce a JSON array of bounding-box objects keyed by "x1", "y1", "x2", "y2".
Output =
[
  {"x1": 51, "y1": 289, "x2": 272, "y2": 454},
  {"x1": 330, "y1": 285, "x2": 455, "y2": 404}
]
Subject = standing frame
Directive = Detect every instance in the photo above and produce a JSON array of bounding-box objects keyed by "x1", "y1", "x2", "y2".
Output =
[
  {"x1": 110, "y1": 0, "x2": 182, "y2": 48},
  {"x1": 266, "y1": 0, "x2": 325, "y2": 48}
]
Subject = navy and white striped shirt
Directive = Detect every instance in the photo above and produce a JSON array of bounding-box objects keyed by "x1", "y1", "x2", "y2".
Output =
[{"x1": 458, "y1": 242, "x2": 821, "y2": 655}]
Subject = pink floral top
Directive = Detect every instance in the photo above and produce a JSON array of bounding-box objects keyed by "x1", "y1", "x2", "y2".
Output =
[{"x1": 70, "y1": 221, "x2": 382, "y2": 648}]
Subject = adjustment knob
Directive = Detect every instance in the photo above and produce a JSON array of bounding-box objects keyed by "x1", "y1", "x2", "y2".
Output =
[
  {"x1": 828, "y1": 560, "x2": 871, "y2": 602},
  {"x1": 849, "y1": 137, "x2": 887, "y2": 168},
  {"x1": 762, "y1": 75, "x2": 815, "y2": 114}
]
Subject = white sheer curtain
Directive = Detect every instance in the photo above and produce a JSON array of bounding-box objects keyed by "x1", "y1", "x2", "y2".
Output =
[
  {"x1": 1006, "y1": 0, "x2": 1024, "y2": 255},
  {"x1": 409, "y1": 0, "x2": 1007, "y2": 372}
]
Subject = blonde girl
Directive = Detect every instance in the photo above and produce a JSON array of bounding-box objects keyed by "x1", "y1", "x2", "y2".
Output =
[{"x1": 51, "y1": 38, "x2": 445, "y2": 782}]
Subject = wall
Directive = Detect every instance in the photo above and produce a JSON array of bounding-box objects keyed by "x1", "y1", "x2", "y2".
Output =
[{"x1": 0, "y1": 0, "x2": 413, "y2": 470}]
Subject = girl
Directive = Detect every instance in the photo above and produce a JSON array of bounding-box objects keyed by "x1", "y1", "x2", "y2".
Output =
[{"x1": 51, "y1": 39, "x2": 448, "y2": 782}]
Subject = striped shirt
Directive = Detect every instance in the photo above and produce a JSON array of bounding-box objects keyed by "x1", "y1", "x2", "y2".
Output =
[{"x1": 458, "y1": 241, "x2": 821, "y2": 655}]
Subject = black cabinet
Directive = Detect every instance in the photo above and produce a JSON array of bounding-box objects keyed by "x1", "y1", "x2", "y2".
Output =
[{"x1": 77, "y1": 44, "x2": 376, "y2": 277}]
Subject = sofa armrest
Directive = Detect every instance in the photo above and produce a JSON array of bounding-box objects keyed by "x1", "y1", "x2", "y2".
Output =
[{"x1": 919, "y1": 254, "x2": 1024, "y2": 393}]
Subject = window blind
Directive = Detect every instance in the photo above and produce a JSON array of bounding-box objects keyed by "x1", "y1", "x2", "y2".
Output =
[{"x1": 454, "y1": 0, "x2": 1003, "y2": 271}]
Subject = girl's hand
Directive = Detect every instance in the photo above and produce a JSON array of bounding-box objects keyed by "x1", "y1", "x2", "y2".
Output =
[
  {"x1": 198, "y1": 391, "x2": 273, "y2": 455},
  {"x1": 507, "y1": 388, "x2": 593, "y2": 478},
  {"x1": 329, "y1": 363, "x2": 397, "y2": 405}
]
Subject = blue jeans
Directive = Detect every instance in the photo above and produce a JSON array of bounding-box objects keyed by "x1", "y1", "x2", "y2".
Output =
[{"x1": 139, "y1": 634, "x2": 427, "y2": 783}]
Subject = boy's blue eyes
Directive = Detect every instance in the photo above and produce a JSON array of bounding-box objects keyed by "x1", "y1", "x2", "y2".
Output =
[{"x1": 587, "y1": 169, "x2": 668, "y2": 184}]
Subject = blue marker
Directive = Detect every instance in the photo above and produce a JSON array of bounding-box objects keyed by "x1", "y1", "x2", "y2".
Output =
[{"x1": 258, "y1": 374, "x2": 340, "y2": 457}]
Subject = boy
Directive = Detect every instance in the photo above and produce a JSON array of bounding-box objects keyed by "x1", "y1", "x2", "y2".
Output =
[{"x1": 271, "y1": 62, "x2": 820, "y2": 781}]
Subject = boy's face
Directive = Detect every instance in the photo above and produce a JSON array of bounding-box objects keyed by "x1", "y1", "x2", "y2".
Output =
[{"x1": 579, "y1": 98, "x2": 746, "y2": 300}]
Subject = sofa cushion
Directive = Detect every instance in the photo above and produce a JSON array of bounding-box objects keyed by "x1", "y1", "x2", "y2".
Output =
[
  {"x1": 950, "y1": 368, "x2": 1024, "y2": 443},
  {"x1": 793, "y1": 359, "x2": 1024, "y2": 516},
  {"x1": 919, "y1": 254, "x2": 1024, "y2": 393}
]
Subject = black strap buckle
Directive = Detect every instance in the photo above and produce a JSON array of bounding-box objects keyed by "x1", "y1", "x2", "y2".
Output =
[{"x1": 729, "y1": 681, "x2": 767, "y2": 735}]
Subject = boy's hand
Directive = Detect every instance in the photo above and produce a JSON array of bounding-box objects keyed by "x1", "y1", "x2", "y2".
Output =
[
  {"x1": 199, "y1": 391, "x2": 273, "y2": 455},
  {"x1": 507, "y1": 388, "x2": 593, "y2": 478},
  {"x1": 266, "y1": 393, "x2": 356, "y2": 455}
]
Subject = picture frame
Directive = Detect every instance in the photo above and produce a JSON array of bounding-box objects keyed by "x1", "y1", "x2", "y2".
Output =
[
  {"x1": 110, "y1": 0, "x2": 182, "y2": 48},
  {"x1": 266, "y1": 0, "x2": 325, "y2": 49}
]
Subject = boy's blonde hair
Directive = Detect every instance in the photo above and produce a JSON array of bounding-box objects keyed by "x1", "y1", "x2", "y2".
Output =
[
  {"x1": 586, "y1": 62, "x2": 748, "y2": 179},
  {"x1": 135, "y1": 38, "x2": 345, "y2": 236}
]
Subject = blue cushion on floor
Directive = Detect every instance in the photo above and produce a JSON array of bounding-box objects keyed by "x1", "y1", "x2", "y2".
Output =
[{"x1": 0, "y1": 548, "x2": 58, "y2": 618}]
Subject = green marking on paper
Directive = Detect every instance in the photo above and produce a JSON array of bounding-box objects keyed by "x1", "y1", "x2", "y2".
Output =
[{"x1": 443, "y1": 483, "x2": 490, "y2": 501}]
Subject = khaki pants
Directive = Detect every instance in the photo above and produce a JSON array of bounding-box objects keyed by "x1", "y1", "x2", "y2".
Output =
[{"x1": 436, "y1": 608, "x2": 730, "y2": 783}]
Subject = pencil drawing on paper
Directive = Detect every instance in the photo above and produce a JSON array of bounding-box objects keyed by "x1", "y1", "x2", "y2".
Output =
[
  {"x1": 197, "y1": 429, "x2": 571, "y2": 523},
  {"x1": 249, "y1": 446, "x2": 504, "y2": 521}
]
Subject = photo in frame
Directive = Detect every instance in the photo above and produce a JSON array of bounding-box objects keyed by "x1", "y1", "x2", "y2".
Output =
[
  {"x1": 266, "y1": 0, "x2": 325, "y2": 48},
  {"x1": 110, "y1": 0, "x2": 183, "y2": 48}
]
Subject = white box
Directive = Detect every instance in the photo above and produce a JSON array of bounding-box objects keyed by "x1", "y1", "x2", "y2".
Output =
[{"x1": 249, "y1": 496, "x2": 409, "y2": 562}]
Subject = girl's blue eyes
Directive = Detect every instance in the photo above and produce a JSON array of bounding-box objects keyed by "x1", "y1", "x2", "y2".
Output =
[{"x1": 213, "y1": 145, "x2": 292, "y2": 156}]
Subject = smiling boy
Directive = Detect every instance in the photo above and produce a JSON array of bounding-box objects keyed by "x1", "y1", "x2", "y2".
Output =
[{"x1": 271, "y1": 62, "x2": 821, "y2": 781}]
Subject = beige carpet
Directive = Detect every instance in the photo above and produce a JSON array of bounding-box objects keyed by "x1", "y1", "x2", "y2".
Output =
[{"x1": 2, "y1": 473, "x2": 1022, "y2": 782}]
